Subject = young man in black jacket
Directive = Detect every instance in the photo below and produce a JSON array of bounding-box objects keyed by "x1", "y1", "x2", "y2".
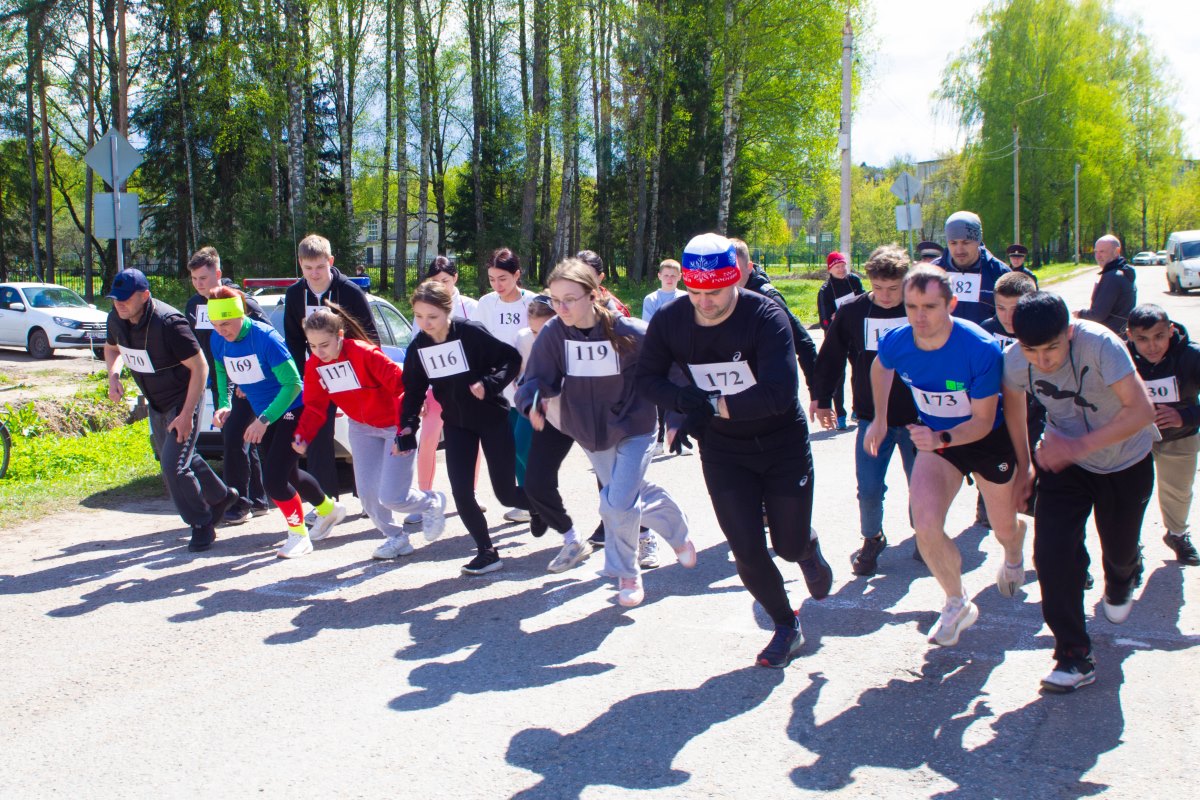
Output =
[
  {"x1": 813, "y1": 244, "x2": 916, "y2": 575},
  {"x1": 283, "y1": 234, "x2": 380, "y2": 499},
  {"x1": 1127, "y1": 304, "x2": 1200, "y2": 565}
]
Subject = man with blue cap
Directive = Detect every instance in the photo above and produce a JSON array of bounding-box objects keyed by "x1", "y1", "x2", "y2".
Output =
[
  {"x1": 637, "y1": 232, "x2": 831, "y2": 670},
  {"x1": 103, "y1": 269, "x2": 239, "y2": 552},
  {"x1": 934, "y1": 210, "x2": 1011, "y2": 324}
]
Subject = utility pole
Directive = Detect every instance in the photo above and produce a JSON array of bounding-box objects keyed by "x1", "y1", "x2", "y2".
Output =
[
  {"x1": 1074, "y1": 162, "x2": 1081, "y2": 264},
  {"x1": 1013, "y1": 125, "x2": 1020, "y2": 244},
  {"x1": 839, "y1": 14, "x2": 853, "y2": 257}
]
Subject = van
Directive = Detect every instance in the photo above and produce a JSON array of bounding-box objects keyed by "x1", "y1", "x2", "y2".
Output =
[{"x1": 1165, "y1": 230, "x2": 1200, "y2": 294}]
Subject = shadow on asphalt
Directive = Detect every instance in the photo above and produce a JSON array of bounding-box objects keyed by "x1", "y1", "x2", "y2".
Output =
[{"x1": 788, "y1": 564, "x2": 1196, "y2": 798}]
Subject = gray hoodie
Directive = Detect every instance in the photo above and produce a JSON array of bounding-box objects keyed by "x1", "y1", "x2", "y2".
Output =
[{"x1": 515, "y1": 314, "x2": 654, "y2": 452}]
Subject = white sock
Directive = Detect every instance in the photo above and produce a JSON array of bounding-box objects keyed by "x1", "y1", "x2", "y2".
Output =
[{"x1": 563, "y1": 527, "x2": 578, "y2": 545}]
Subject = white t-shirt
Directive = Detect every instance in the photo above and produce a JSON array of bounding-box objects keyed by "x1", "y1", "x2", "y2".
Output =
[
  {"x1": 450, "y1": 289, "x2": 478, "y2": 322},
  {"x1": 476, "y1": 289, "x2": 536, "y2": 348},
  {"x1": 516, "y1": 326, "x2": 562, "y2": 430}
]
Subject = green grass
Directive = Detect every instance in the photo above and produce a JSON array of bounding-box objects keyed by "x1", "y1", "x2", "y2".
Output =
[
  {"x1": 0, "y1": 419, "x2": 162, "y2": 529},
  {"x1": 1035, "y1": 261, "x2": 1094, "y2": 284}
]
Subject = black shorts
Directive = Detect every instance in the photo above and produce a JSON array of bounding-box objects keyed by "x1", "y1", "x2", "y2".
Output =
[{"x1": 931, "y1": 424, "x2": 1016, "y2": 485}]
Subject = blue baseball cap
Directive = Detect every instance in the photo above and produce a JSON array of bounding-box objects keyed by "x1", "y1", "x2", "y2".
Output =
[{"x1": 106, "y1": 269, "x2": 150, "y2": 301}]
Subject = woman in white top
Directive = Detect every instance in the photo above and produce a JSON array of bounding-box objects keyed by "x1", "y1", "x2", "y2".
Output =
[{"x1": 475, "y1": 247, "x2": 538, "y2": 519}]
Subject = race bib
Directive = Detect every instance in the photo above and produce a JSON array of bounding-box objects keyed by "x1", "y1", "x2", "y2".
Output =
[
  {"x1": 419, "y1": 340, "x2": 469, "y2": 379},
  {"x1": 119, "y1": 345, "x2": 154, "y2": 374},
  {"x1": 834, "y1": 292, "x2": 859, "y2": 309},
  {"x1": 305, "y1": 304, "x2": 322, "y2": 319},
  {"x1": 194, "y1": 305, "x2": 214, "y2": 330},
  {"x1": 494, "y1": 309, "x2": 525, "y2": 330},
  {"x1": 223, "y1": 353, "x2": 267, "y2": 384},
  {"x1": 688, "y1": 361, "x2": 757, "y2": 396},
  {"x1": 1145, "y1": 376, "x2": 1179, "y2": 403},
  {"x1": 316, "y1": 361, "x2": 362, "y2": 393},
  {"x1": 949, "y1": 273, "x2": 981, "y2": 303},
  {"x1": 992, "y1": 332, "x2": 1016, "y2": 349},
  {"x1": 911, "y1": 386, "x2": 971, "y2": 417},
  {"x1": 565, "y1": 340, "x2": 620, "y2": 377},
  {"x1": 864, "y1": 318, "x2": 907, "y2": 351}
]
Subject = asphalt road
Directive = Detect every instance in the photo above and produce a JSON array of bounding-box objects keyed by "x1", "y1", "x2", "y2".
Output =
[{"x1": 1, "y1": 264, "x2": 1196, "y2": 798}]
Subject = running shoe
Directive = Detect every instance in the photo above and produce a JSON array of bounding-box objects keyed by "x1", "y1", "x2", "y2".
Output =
[
  {"x1": 462, "y1": 549, "x2": 502, "y2": 575},
  {"x1": 638, "y1": 534, "x2": 660, "y2": 569},
  {"x1": 835, "y1": 415, "x2": 848, "y2": 430},
  {"x1": 799, "y1": 537, "x2": 833, "y2": 600},
  {"x1": 1040, "y1": 655, "x2": 1096, "y2": 693},
  {"x1": 373, "y1": 535, "x2": 414, "y2": 559},
  {"x1": 588, "y1": 523, "x2": 605, "y2": 548},
  {"x1": 1164, "y1": 532, "x2": 1200, "y2": 566},
  {"x1": 404, "y1": 512, "x2": 422, "y2": 526},
  {"x1": 309, "y1": 502, "x2": 347, "y2": 542},
  {"x1": 188, "y1": 524, "x2": 217, "y2": 553},
  {"x1": 996, "y1": 560, "x2": 1025, "y2": 598},
  {"x1": 223, "y1": 506, "x2": 251, "y2": 526},
  {"x1": 421, "y1": 491, "x2": 447, "y2": 543},
  {"x1": 652, "y1": 441, "x2": 665, "y2": 457},
  {"x1": 929, "y1": 597, "x2": 979, "y2": 646},
  {"x1": 209, "y1": 488, "x2": 241, "y2": 528},
  {"x1": 1102, "y1": 591, "x2": 1133, "y2": 624},
  {"x1": 851, "y1": 534, "x2": 887, "y2": 577},
  {"x1": 250, "y1": 504, "x2": 272, "y2": 517},
  {"x1": 617, "y1": 575, "x2": 644, "y2": 607},
  {"x1": 304, "y1": 509, "x2": 318, "y2": 528},
  {"x1": 757, "y1": 612, "x2": 803, "y2": 668},
  {"x1": 277, "y1": 532, "x2": 313, "y2": 559},
  {"x1": 547, "y1": 540, "x2": 592, "y2": 573},
  {"x1": 673, "y1": 538, "x2": 698, "y2": 569},
  {"x1": 503, "y1": 508, "x2": 531, "y2": 523},
  {"x1": 530, "y1": 512, "x2": 548, "y2": 538}
]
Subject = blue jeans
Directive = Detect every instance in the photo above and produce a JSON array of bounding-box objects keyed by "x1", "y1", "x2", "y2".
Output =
[{"x1": 855, "y1": 423, "x2": 916, "y2": 538}]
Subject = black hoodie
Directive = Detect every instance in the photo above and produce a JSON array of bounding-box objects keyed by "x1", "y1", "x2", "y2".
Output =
[
  {"x1": 282, "y1": 266, "x2": 380, "y2": 372},
  {"x1": 743, "y1": 265, "x2": 817, "y2": 392},
  {"x1": 1079, "y1": 257, "x2": 1137, "y2": 336},
  {"x1": 1127, "y1": 319, "x2": 1200, "y2": 443}
]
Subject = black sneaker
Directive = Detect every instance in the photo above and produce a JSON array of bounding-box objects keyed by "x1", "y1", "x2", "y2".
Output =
[
  {"x1": 799, "y1": 537, "x2": 833, "y2": 600},
  {"x1": 210, "y1": 488, "x2": 241, "y2": 528},
  {"x1": 1040, "y1": 654, "x2": 1096, "y2": 693},
  {"x1": 188, "y1": 524, "x2": 216, "y2": 552},
  {"x1": 250, "y1": 504, "x2": 272, "y2": 517},
  {"x1": 588, "y1": 523, "x2": 605, "y2": 548},
  {"x1": 461, "y1": 549, "x2": 502, "y2": 575},
  {"x1": 757, "y1": 613, "x2": 803, "y2": 668},
  {"x1": 1084, "y1": 571, "x2": 1094, "y2": 590},
  {"x1": 851, "y1": 534, "x2": 887, "y2": 577},
  {"x1": 530, "y1": 513, "x2": 548, "y2": 538},
  {"x1": 1164, "y1": 532, "x2": 1200, "y2": 566}
]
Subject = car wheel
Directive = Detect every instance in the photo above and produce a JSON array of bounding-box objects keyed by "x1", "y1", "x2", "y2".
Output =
[
  {"x1": 27, "y1": 328, "x2": 54, "y2": 359},
  {"x1": 1167, "y1": 275, "x2": 1178, "y2": 294},
  {"x1": 91, "y1": 344, "x2": 106, "y2": 359}
]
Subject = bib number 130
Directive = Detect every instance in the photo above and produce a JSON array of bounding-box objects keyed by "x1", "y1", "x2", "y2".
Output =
[{"x1": 565, "y1": 341, "x2": 620, "y2": 377}]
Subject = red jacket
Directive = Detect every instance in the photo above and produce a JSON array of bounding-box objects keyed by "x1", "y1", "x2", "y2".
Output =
[{"x1": 295, "y1": 338, "x2": 405, "y2": 443}]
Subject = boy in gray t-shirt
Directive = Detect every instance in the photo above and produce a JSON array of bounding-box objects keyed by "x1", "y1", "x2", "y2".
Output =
[{"x1": 1002, "y1": 292, "x2": 1156, "y2": 694}]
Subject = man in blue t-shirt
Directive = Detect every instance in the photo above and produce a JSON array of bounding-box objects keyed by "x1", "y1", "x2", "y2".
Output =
[{"x1": 864, "y1": 264, "x2": 1028, "y2": 649}]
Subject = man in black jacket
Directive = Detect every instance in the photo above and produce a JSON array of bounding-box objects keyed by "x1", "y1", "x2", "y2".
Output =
[
  {"x1": 1127, "y1": 304, "x2": 1200, "y2": 565},
  {"x1": 1076, "y1": 235, "x2": 1136, "y2": 337},
  {"x1": 283, "y1": 234, "x2": 380, "y2": 498}
]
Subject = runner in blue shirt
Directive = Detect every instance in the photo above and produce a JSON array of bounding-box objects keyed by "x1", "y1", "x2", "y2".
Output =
[{"x1": 865, "y1": 264, "x2": 1028, "y2": 648}]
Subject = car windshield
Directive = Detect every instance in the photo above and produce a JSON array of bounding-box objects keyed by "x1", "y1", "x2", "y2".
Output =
[
  {"x1": 1181, "y1": 241, "x2": 1200, "y2": 260},
  {"x1": 23, "y1": 286, "x2": 89, "y2": 309}
]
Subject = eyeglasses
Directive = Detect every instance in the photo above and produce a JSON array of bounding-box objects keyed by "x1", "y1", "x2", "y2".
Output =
[{"x1": 549, "y1": 295, "x2": 588, "y2": 308}]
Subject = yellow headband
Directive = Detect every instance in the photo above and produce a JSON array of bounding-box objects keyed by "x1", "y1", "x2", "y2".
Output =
[{"x1": 208, "y1": 296, "x2": 245, "y2": 320}]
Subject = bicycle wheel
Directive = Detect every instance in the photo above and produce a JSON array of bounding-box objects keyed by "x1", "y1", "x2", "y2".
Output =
[{"x1": 0, "y1": 422, "x2": 10, "y2": 479}]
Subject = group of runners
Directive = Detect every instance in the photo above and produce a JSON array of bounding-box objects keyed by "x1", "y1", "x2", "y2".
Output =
[{"x1": 101, "y1": 210, "x2": 1198, "y2": 693}]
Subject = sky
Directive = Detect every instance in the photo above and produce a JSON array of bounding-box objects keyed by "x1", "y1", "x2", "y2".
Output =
[{"x1": 853, "y1": 0, "x2": 1200, "y2": 167}]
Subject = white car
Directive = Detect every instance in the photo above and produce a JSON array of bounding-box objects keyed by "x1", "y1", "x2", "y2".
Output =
[
  {"x1": 0, "y1": 282, "x2": 110, "y2": 359},
  {"x1": 1131, "y1": 251, "x2": 1156, "y2": 266}
]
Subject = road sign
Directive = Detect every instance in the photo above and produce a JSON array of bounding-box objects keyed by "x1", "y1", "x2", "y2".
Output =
[
  {"x1": 84, "y1": 129, "x2": 142, "y2": 189},
  {"x1": 895, "y1": 203, "x2": 922, "y2": 232},
  {"x1": 890, "y1": 171, "x2": 922, "y2": 203},
  {"x1": 93, "y1": 193, "x2": 140, "y2": 240}
]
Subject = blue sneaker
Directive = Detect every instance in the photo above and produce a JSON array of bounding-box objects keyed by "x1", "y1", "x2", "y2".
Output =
[
  {"x1": 757, "y1": 613, "x2": 803, "y2": 668},
  {"x1": 836, "y1": 415, "x2": 848, "y2": 430}
]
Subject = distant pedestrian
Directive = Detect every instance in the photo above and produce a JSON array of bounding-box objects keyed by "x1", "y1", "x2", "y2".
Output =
[{"x1": 1075, "y1": 235, "x2": 1137, "y2": 337}]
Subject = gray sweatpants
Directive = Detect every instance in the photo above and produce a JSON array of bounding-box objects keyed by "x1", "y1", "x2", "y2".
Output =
[
  {"x1": 347, "y1": 419, "x2": 438, "y2": 540},
  {"x1": 148, "y1": 405, "x2": 227, "y2": 529}
]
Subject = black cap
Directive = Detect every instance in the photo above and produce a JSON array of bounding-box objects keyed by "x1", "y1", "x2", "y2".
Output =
[
  {"x1": 1006, "y1": 244, "x2": 1028, "y2": 256},
  {"x1": 916, "y1": 241, "x2": 942, "y2": 258}
]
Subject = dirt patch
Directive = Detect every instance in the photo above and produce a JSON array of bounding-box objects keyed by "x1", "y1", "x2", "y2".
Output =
[{"x1": 0, "y1": 348, "x2": 107, "y2": 404}]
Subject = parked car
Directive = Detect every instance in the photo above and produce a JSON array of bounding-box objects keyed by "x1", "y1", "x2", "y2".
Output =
[
  {"x1": 1165, "y1": 230, "x2": 1200, "y2": 294},
  {"x1": 1131, "y1": 251, "x2": 1156, "y2": 266},
  {"x1": 1156, "y1": 250, "x2": 1169, "y2": 265},
  {"x1": 194, "y1": 279, "x2": 414, "y2": 467},
  {"x1": 0, "y1": 282, "x2": 109, "y2": 359}
]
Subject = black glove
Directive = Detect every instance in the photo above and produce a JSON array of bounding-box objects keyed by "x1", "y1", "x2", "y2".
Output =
[
  {"x1": 395, "y1": 432, "x2": 418, "y2": 452},
  {"x1": 676, "y1": 385, "x2": 715, "y2": 414},
  {"x1": 669, "y1": 427, "x2": 694, "y2": 455}
]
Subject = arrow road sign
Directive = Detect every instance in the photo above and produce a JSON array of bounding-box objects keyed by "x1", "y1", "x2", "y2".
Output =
[
  {"x1": 890, "y1": 171, "x2": 922, "y2": 203},
  {"x1": 84, "y1": 129, "x2": 142, "y2": 189}
]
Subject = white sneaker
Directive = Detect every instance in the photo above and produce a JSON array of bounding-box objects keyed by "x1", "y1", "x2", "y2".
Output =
[
  {"x1": 617, "y1": 575, "x2": 644, "y2": 607},
  {"x1": 373, "y1": 536, "x2": 414, "y2": 560},
  {"x1": 652, "y1": 442, "x2": 664, "y2": 456},
  {"x1": 503, "y1": 508, "x2": 531, "y2": 523},
  {"x1": 638, "y1": 535, "x2": 660, "y2": 569},
  {"x1": 929, "y1": 597, "x2": 979, "y2": 646},
  {"x1": 403, "y1": 512, "x2": 422, "y2": 526},
  {"x1": 996, "y1": 561, "x2": 1025, "y2": 598},
  {"x1": 422, "y1": 491, "x2": 447, "y2": 543},
  {"x1": 277, "y1": 532, "x2": 313, "y2": 559},
  {"x1": 304, "y1": 509, "x2": 318, "y2": 527},
  {"x1": 1102, "y1": 595, "x2": 1133, "y2": 624},
  {"x1": 547, "y1": 540, "x2": 593, "y2": 573},
  {"x1": 308, "y1": 502, "x2": 347, "y2": 542},
  {"x1": 674, "y1": 538, "x2": 698, "y2": 569}
]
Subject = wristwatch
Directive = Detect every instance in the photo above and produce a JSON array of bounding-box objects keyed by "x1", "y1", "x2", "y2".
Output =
[
  {"x1": 939, "y1": 430, "x2": 953, "y2": 447},
  {"x1": 257, "y1": 413, "x2": 271, "y2": 426}
]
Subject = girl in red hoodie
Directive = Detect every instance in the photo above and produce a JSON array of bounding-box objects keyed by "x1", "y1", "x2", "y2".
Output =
[{"x1": 292, "y1": 306, "x2": 446, "y2": 559}]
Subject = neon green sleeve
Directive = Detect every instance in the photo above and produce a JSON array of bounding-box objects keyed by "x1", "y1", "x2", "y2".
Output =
[
  {"x1": 262, "y1": 359, "x2": 302, "y2": 423},
  {"x1": 214, "y1": 359, "x2": 231, "y2": 412}
]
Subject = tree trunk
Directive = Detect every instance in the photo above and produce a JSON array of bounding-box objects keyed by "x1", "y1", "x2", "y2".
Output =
[
  {"x1": 84, "y1": 0, "x2": 96, "y2": 299},
  {"x1": 328, "y1": 0, "x2": 354, "y2": 233},
  {"x1": 24, "y1": 14, "x2": 43, "y2": 279},
  {"x1": 519, "y1": 0, "x2": 548, "y2": 277},
  {"x1": 647, "y1": 75, "x2": 665, "y2": 270},
  {"x1": 380, "y1": 0, "x2": 394, "y2": 294},
  {"x1": 716, "y1": 0, "x2": 742, "y2": 235},
  {"x1": 171, "y1": 15, "x2": 200, "y2": 255},
  {"x1": 551, "y1": 0, "x2": 578, "y2": 266},
  {"x1": 466, "y1": 0, "x2": 486, "y2": 264},
  {"x1": 394, "y1": 0, "x2": 409, "y2": 297},
  {"x1": 538, "y1": 116, "x2": 552, "y2": 281},
  {"x1": 285, "y1": 2, "x2": 308, "y2": 239},
  {"x1": 412, "y1": 0, "x2": 432, "y2": 279}
]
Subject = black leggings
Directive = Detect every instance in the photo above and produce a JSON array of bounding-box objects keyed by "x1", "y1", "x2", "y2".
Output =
[
  {"x1": 700, "y1": 425, "x2": 816, "y2": 627},
  {"x1": 1033, "y1": 454, "x2": 1153, "y2": 659},
  {"x1": 524, "y1": 421, "x2": 575, "y2": 534},
  {"x1": 303, "y1": 400, "x2": 340, "y2": 498},
  {"x1": 260, "y1": 411, "x2": 326, "y2": 507},
  {"x1": 220, "y1": 392, "x2": 268, "y2": 508},
  {"x1": 444, "y1": 420, "x2": 528, "y2": 553}
]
